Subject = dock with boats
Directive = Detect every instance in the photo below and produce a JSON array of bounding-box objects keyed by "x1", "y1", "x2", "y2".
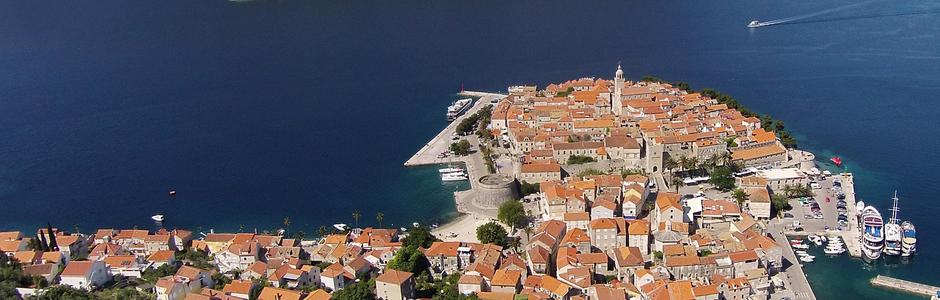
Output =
[
  {"x1": 403, "y1": 91, "x2": 505, "y2": 167},
  {"x1": 871, "y1": 275, "x2": 940, "y2": 297},
  {"x1": 840, "y1": 173, "x2": 863, "y2": 258}
]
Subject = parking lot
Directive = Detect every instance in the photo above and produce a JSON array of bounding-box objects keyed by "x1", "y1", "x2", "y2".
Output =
[{"x1": 779, "y1": 175, "x2": 850, "y2": 235}]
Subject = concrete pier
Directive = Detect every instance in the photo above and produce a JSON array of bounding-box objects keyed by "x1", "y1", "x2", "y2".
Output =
[
  {"x1": 840, "y1": 173, "x2": 863, "y2": 258},
  {"x1": 871, "y1": 275, "x2": 940, "y2": 297},
  {"x1": 403, "y1": 91, "x2": 505, "y2": 167}
]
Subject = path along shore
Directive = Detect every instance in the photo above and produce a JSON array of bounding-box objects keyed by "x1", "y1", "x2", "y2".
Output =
[{"x1": 403, "y1": 91, "x2": 508, "y2": 242}]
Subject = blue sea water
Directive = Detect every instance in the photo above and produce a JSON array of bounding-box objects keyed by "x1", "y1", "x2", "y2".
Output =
[{"x1": 1, "y1": 0, "x2": 939, "y2": 298}]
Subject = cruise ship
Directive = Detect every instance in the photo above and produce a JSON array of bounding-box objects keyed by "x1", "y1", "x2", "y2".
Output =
[
  {"x1": 861, "y1": 205, "x2": 884, "y2": 260},
  {"x1": 446, "y1": 98, "x2": 472, "y2": 122},
  {"x1": 883, "y1": 192, "x2": 902, "y2": 256},
  {"x1": 901, "y1": 221, "x2": 917, "y2": 257}
]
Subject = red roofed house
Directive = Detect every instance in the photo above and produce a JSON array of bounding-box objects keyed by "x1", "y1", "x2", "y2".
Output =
[
  {"x1": 60, "y1": 260, "x2": 110, "y2": 290},
  {"x1": 375, "y1": 269, "x2": 415, "y2": 300}
]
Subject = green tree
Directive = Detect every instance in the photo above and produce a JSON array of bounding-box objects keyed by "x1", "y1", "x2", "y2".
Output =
[
  {"x1": 282, "y1": 216, "x2": 291, "y2": 237},
  {"x1": 45, "y1": 223, "x2": 58, "y2": 251},
  {"x1": 332, "y1": 279, "x2": 375, "y2": 300},
  {"x1": 387, "y1": 246, "x2": 429, "y2": 274},
  {"x1": 772, "y1": 193, "x2": 792, "y2": 215},
  {"x1": 402, "y1": 225, "x2": 437, "y2": 249},
  {"x1": 566, "y1": 155, "x2": 596, "y2": 165},
  {"x1": 449, "y1": 140, "x2": 472, "y2": 156},
  {"x1": 476, "y1": 222, "x2": 508, "y2": 247},
  {"x1": 732, "y1": 188, "x2": 748, "y2": 207},
  {"x1": 96, "y1": 287, "x2": 153, "y2": 300},
  {"x1": 708, "y1": 166, "x2": 736, "y2": 192},
  {"x1": 142, "y1": 263, "x2": 180, "y2": 283},
  {"x1": 212, "y1": 272, "x2": 232, "y2": 290},
  {"x1": 518, "y1": 181, "x2": 540, "y2": 197},
  {"x1": 376, "y1": 212, "x2": 385, "y2": 228},
  {"x1": 497, "y1": 200, "x2": 526, "y2": 231},
  {"x1": 352, "y1": 210, "x2": 361, "y2": 228},
  {"x1": 317, "y1": 226, "x2": 329, "y2": 238},
  {"x1": 576, "y1": 168, "x2": 606, "y2": 177},
  {"x1": 670, "y1": 176, "x2": 684, "y2": 192},
  {"x1": 29, "y1": 285, "x2": 94, "y2": 300}
]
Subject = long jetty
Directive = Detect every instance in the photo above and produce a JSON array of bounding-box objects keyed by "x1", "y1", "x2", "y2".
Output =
[
  {"x1": 403, "y1": 91, "x2": 506, "y2": 167},
  {"x1": 871, "y1": 275, "x2": 940, "y2": 298}
]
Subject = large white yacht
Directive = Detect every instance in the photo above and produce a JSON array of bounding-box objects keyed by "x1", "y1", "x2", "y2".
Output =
[{"x1": 861, "y1": 205, "x2": 884, "y2": 260}]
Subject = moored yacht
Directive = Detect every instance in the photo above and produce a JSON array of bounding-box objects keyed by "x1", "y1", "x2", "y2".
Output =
[
  {"x1": 861, "y1": 205, "x2": 884, "y2": 260},
  {"x1": 901, "y1": 221, "x2": 917, "y2": 257},
  {"x1": 438, "y1": 167, "x2": 465, "y2": 173},
  {"x1": 445, "y1": 98, "x2": 473, "y2": 121},
  {"x1": 441, "y1": 172, "x2": 468, "y2": 182},
  {"x1": 883, "y1": 191, "x2": 902, "y2": 256}
]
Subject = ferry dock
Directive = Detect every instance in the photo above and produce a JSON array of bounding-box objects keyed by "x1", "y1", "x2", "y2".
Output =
[
  {"x1": 871, "y1": 275, "x2": 940, "y2": 297},
  {"x1": 403, "y1": 91, "x2": 505, "y2": 167}
]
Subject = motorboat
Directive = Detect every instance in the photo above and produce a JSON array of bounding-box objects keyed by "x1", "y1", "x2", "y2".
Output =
[
  {"x1": 901, "y1": 221, "x2": 917, "y2": 257},
  {"x1": 441, "y1": 172, "x2": 469, "y2": 182},
  {"x1": 831, "y1": 156, "x2": 843, "y2": 166},
  {"x1": 333, "y1": 223, "x2": 348, "y2": 231},
  {"x1": 824, "y1": 247, "x2": 845, "y2": 255},
  {"x1": 151, "y1": 214, "x2": 165, "y2": 222},
  {"x1": 748, "y1": 20, "x2": 761, "y2": 28},
  {"x1": 861, "y1": 206, "x2": 884, "y2": 260},
  {"x1": 799, "y1": 256, "x2": 814, "y2": 263},
  {"x1": 438, "y1": 167, "x2": 465, "y2": 173},
  {"x1": 792, "y1": 243, "x2": 809, "y2": 250}
]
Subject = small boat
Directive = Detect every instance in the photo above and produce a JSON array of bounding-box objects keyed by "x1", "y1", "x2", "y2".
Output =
[
  {"x1": 831, "y1": 156, "x2": 843, "y2": 166},
  {"x1": 169, "y1": 190, "x2": 177, "y2": 196},
  {"x1": 151, "y1": 214, "x2": 165, "y2": 222},
  {"x1": 825, "y1": 247, "x2": 846, "y2": 255},
  {"x1": 901, "y1": 221, "x2": 917, "y2": 257},
  {"x1": 412, "y1": 222, "x2": 420, "y2": 227},
  {"x1": 799, "y1": 256, "x2": 815, "y2": 263},
  {"x1": 441, "y1": 172, "x2": 469, "y2": 182},
  {"x1": 333, "y1": 223, "x2": 348, "y2": 231},
  {"x1": 748, "y1": 20, "x2": 761, "y2": 28},
  {"x1": 438, "y1": 167, "x2": 465, "y2": 173},
  {"x1": 792, "y1": 244, "x2": 809, "y2": 250}
]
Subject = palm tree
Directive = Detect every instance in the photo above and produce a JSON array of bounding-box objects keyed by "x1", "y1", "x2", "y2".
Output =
[
  {"x1": 352, "y1": 210, "x2": 361, "y2": 228},
  {"x1": 664, "y1": 155, "x2": 679, "y2": 173},
  {"x1": 376, "y1": 212, "x2": 385, "y2": 228},
  {"x1": 317, "y1": 226, "x2": 328, "y2": 238},
  {"x1": 671, "y1": 176, "x2": 684, "y2": 192},
  {"x1": 282, "y1": 217, "x2": 291, "y2": 237}
]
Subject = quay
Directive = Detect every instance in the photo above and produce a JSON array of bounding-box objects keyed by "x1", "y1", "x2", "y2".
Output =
[
  {"x1": 403, "y1": 91, "x2": 506, "y2": 167},
  {"x1": 840, "y1": 173, "x2": 863, "y2": 258},
  {"x1": 871, "y1": 275, "x2": 940, "y2": 297}
]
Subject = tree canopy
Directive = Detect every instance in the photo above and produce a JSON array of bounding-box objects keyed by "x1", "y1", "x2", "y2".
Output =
[
  {"x1": 449, "y1": 140, "x2": 471, "y2": 156},
  {"x1": 497, "y1": 200, "x2": 526, "y2": 230},
  {"x1": 476, "y1": 222, "x2": 508, "y2": 247},
  {"x1": 332, "y1": 278, "x2": 375, "y2": 300},
  {"x1": 518, "y1": 181, "x2": 540, "y2": 197},
  {"x1": 708, "y1": 166, "x2": 736, "y2": 191},
  {"x1": 402, "y1": 225, "x2": 437, "y2": 249},
  {"x1": 566, "y1": 155, "x2": 596, "y2": 165},
  {"x1": 387, "y1": 246, "x2": 429, "y2": 274}
]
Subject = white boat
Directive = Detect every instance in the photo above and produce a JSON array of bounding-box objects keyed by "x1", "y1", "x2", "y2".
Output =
[
  {"x1": 856, "y1": 200, "x2": 865, "y2": 216},
  {"x1": 446, "y1": 98, "x2": 473, "y2": 121},
  {"x1": 799, "y1": 256, "x2": 814, "y2": 263},
  {"x1": 441, "y1": 172, "x2": 469, "y2": 182},
  {"x1": 883, "y1": 191, "x2": 902, "y2": 256},
  {"x1": 825, "y1": 247, "x2": 846, "y2": 255},
  {"x1": 901, "y1": 221, "x2": 917, "y2": 257},
  {"x1": 792, "y1": 244, "x2": 809, "y2": 250},
  {"x1": 861, "y1": 206, "x2": 884, "y2": 260},
  {"x1": 151, "y1": 214, "x2": 165, "y2": 222},
  {"x1": 748, "y1": 20, "x2": 762, "y2": 28},
  {"x1": 333, "y1": 223, "x2": 348, "y2": 231},
  {"x1": 438, "y1": 167, "x2": 465, "y2": 173}
]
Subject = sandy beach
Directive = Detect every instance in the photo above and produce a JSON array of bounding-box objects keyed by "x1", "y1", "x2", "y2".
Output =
[{"x1": 431, "y1": 213, "x2": 497, "y2": 243}]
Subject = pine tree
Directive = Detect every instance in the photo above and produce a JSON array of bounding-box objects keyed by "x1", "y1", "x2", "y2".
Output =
[
  {"x1": 38, "y1": 232, "x2": 49, "y2": 252},
  {"x1": 46, "y1": 223, "x2": 58, "y2": 251}
]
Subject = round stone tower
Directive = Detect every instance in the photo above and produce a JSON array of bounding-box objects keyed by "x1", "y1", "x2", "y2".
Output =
[{"x1": 474, "y1": 174, "x2": 519, "y2": 209}]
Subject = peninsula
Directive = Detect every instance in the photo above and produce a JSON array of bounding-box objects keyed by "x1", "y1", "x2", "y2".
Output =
[{"x1": 0, "y1": 66, "x2": 876, "y2": 300}]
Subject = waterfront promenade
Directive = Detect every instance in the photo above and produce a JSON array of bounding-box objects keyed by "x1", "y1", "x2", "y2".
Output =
[
  {"x1": 403, "y1": 91, "x2": 505, "y2": 167},
  {"x1": 405, "y1": 91, "x2": 508, "y2": 242}
]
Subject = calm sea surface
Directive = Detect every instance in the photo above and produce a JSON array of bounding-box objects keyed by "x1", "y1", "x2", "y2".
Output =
[{"x1": 1, "y1": 1, "x2": 938, "y2": 298}]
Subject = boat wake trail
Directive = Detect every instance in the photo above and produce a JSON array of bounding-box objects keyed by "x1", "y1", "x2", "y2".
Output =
[{"x1": 754, "y1": 0, "x2": 883, "y2": 27}]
